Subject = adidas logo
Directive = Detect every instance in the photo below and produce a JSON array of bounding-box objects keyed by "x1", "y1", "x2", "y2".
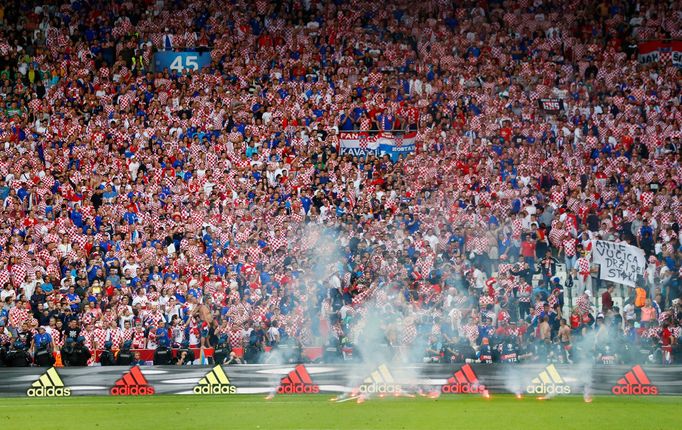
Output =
[
  {"x1": 612, "y1": 365, "x2": 658, "y2": 395},
  {"x1": 111, "y1": 366, "x2": 155, "y2": 396},
  {"x1": 359, "y1": 364, "x2": 402, "y2": 394},
  {"x1": 27, "y1": 367, "x2": 71, "y2": 397},
  {"x1": 277, "y1": 364, "x2": 320, "y2": 394},
  {"x1": 194, "y1": 365, "x2": 236, "y2": 395},
  {"x1": 441, "y1": 364, "x2": 486, "y2": 394},
  {"x1": 526, "y1": 364, "x2": 571, "y2": 394}
]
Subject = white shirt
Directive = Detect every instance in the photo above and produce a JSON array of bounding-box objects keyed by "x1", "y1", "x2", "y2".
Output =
[
  {"x1": 0, "y1": 289, "x2": 16, "y2": 302},
  {"x1": 122, "y1": 263, "x2": 140, "y2": 277},
  {"x1": 266, "y1": 326, "x2": 280, "y2": 342},
  {"x1": 623, "y1": 303, "x2": 636, "y2": 321},
  {"x1": 424, "y1": 234, "x2": 439, "y2": 252},
  {"x1": 473, "y1": 269, "x2": 486, "y2": 289},
  {"x1": 20, "y1": 281, "x2": 37, "y2": 300},
  {"x1": 329, "y1": 274, "x2": 341, "y2": 291}
]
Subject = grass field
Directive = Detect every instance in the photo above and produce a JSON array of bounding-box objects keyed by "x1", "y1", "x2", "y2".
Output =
[{"x1": 0, "y1": 394, "x2": 675, "y2": 430}]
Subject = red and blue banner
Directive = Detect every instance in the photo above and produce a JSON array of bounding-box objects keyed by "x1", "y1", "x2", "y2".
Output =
[{"x1": 339, "y1": 131, "x2": 417, "y2": 162}]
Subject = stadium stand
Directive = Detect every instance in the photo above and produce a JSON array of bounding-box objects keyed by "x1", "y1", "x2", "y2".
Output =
[{"x1": 0, "y1": 0, "x2": 680, "y2": 367}]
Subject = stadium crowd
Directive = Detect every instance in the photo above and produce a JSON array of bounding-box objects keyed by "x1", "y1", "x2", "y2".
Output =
[{"x1": 0, "y1": 0, "x2": 680, "y2": 368}]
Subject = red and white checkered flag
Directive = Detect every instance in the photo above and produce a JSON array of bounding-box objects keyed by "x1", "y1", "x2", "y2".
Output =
[
  {"x1": 395, "y1": 134, "x2": 403, "y2": 148},
  {"x1": 359, "y1": 132, "x2": 369, "y2": 150}
]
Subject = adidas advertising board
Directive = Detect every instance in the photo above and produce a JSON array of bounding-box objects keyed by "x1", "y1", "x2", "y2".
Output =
[
  {"x1": 194, "y1": 366, "x2": 236, "y2": 394},
  {"x1": 111, "y1": 366, "x2": 155, "y2": 396},
  {"x1": 441, "y1": 364, "x2": 486, "y2": 394},
  {"x1": 526, "y1": 365, "x2": 571, "y2": 394},
  {"x1": 5, "y1": 364, "x2": 680, "y2": 397},
  {"x1": 277, "y1": 364, "x2": 320, "y2": 394},
  {"x1": 611, "y1": 365, "x2": 658, "y2": 395},
  {"x1": 358, "y1": 364, "x2": 403, "y2": 394},
  {"x1": 27, "y1": 368, "x2": 71, "y2": 397}
]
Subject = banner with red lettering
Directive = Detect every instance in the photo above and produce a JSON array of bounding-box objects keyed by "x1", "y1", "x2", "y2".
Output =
[{"x1": 638, "y1": 40, "x2": 682, "y2": 67}]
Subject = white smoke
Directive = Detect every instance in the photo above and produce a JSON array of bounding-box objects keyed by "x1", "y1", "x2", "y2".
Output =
[{"x1": 570, "y1": 329, "x2": 597, "y2": 401}]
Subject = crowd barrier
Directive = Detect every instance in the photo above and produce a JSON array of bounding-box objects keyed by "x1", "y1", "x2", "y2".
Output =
[
  {"x1": 2, "y1": 363, "x2": 680, "y2": 397},
  {"x1": 93, "y1": 348, "x2": 213, "y2": 363},
  {"x1": 90, "y1": 347, "x2": 324, "y2": 363}
]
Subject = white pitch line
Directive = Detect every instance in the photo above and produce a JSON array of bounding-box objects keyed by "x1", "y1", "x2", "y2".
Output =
[{"x1": 334, "y1": 396, "x2": 360, "y2": 403}]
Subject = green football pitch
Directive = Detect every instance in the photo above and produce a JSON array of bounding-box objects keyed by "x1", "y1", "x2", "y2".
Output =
[{"x1": 0, "y1": 394, "x2": 675, "y2": 430}]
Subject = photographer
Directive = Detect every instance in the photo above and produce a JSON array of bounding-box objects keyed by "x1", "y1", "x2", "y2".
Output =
[
  {"x1": 116, "y1": 340, "x2": 135, "y2": 365},
  {"x1": 442, "y1": 339, "x2": 465, "y2": 364},
  {"x1": 423, "y1": 335, "x2": 443, "y2": 363},
  {"x1": 321, "y1": 335, "x2": 343, "y2": 364},
  {"x1": 0, "y1": 342, "x2": 7, "y2": 366},
  {"x1": 60, "y1": 338, "x2": 77, "y2": 366},
  {"x1": 68, "y1": 336, "x2": 92, "y2": 366},
  {"x1": 243, "y1": 322, "x2": 264, "y2": 364},
  {"x1": 175, "y1": 340, "x2": 195, "y2": 365},
  {"x1": 224, "y1": 351, "x2": 243, "y2": 365},
  {"x1": 32, "y1": 326, "x2": 55, "y2": 367},
  {"x1": 6, "y1": 340, "x2": 31, "y2": 367},
  {"x1": 212, "y1": 335, "x2": 231, "y2": 365},
  {"x1": 99, "y1": 341, "x2": 116, "y2": 366},
  {"x1": 153, "y1": 337, "x2": 173, "y2": 365}
]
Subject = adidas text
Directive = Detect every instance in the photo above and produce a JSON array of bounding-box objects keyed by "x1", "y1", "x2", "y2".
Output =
[
  {"x1": 194, "y1": 385, "x2": 236, "y2": 394},
  {"x1": 277, "y1": 384, "x2": 320, "y2": 394},
  {"x1": 111, "y1": 385, "x2": 155, "y2": 396},
  {"x1": 359, "y1": 384, "x2": 402, "y2": 394},
  {"x1": 612, "y1": 385, "x2": 658, "y2": 395},
  {"x1": 526, "y1": 384, "x2": 571, "y2": 394},
  {"x1": 27, "y1": 387, "x2": 71, "y2": 397},
  {"x1": 441, "y1": 384, "x2": 486, "y2": 394}
]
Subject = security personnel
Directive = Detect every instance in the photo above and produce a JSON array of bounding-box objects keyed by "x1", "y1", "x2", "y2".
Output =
[
  {"x1": 501, "y1": 338, "x2": 519, "y2": 363},
  {"x1": 6, "y1": 341, "x2": 31, "y2": 367},
  {"x1": 34, "y1": 338, "x2": 55, "y2": 367},
  {"x1": 99, "y1": 341, "x2": 116, "y2": 366},
  {"x1": 322, "y1": 335, "x2": 343, "y2": 363},
  {"x1": 71, "y1": 336, "x2": 92, "y2": 366},
  {"x1": 116, "y1": 340, "x2": 134, "y2": 365},
  {"x1": 478, "y1": 338, "x2": 493, "y2": 363},
  {"x1": 60, "y1": 338, "x2": 77, "y2": 366},
  {"x1": 0, "y1": 342, "x2": 7, "y2": 366},
  {"x1": 212, "y1": 335, "x2": 231, "y2": 365},
  {"x1": 175, "y1": 340, "x2": 195, "y2": 365},
  {"x1": 131, "y1": 50, "x2": 145, "y2": 73},
  {"x1": 153, "y1": 337, "x2": 173, "y2": 365}
]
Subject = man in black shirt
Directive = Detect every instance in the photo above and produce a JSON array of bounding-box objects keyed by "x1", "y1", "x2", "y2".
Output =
[
  {"x1": 90, "y1": 187, "x2": 103, "y2": 211},
  {"x1": 511, "y1": 127, "x2": 526, "y2": 148},
  {"x1": 584, "y1": 61, "x2": 598, "y2": 80},
  {"x1": 64, "y1": 319, "x2": 81, "y2": 341}
]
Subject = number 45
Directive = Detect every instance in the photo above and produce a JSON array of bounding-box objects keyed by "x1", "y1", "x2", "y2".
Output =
[{"x1": 169, "y1": 55, "x2": 199, "y2": 71}]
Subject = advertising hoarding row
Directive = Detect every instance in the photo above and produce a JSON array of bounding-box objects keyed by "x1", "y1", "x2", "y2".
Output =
[{"x1": 5, "y1": 363, "x2": 680, "y2": 397}]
